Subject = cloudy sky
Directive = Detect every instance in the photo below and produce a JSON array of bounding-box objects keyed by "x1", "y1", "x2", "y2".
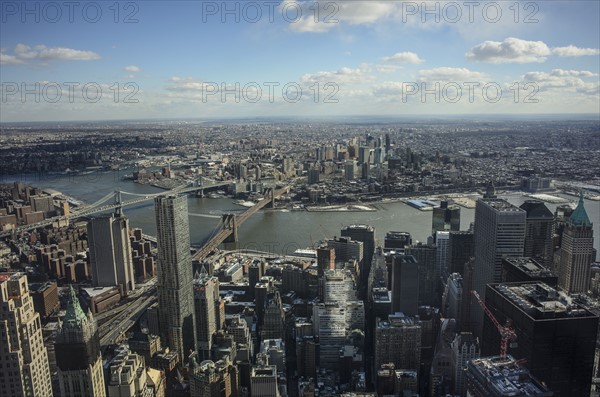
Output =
[{"x1": 1, "y1": 0, "x2": 599, "y2": 121}]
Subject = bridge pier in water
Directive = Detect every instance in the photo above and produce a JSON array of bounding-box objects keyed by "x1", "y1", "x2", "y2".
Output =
[{"x1": 222, "y1": 214, "x2": 238, "y2": 243}]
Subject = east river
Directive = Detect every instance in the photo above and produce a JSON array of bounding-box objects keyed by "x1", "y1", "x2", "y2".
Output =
[{"x1": 4, "y1": 170, "x2": 599, "y2": 255}]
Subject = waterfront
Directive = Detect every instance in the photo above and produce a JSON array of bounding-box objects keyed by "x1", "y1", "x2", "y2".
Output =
[{"x1": 4, "y1": 170, "x2": 600, "y2": 255}]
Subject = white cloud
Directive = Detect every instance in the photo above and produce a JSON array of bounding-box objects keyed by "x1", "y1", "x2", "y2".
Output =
[
  {"x1": 466, "y1": 38, "x2": 551, "y2": 63},
  {"x1": 285, "y1": 0, "x2": 395, "y2": 33},
  {"x1": 124, "y1": 65, "x2": 141, "y2": 72},
  {"x1": 0, "y1": 52, "x2": 25, "y2": 65},
  {"x1": 417, "y1": 67, "x2": 488, "y2": 82},
  {"x1": 383, "y1": 52, "x2": 424, "y2": 64},
  {"x1": 299, "y1": 66, "x2": 371, "y2": 85},
  {"x1": 552, "y1": 45, "x2": 600, "y2": 57},
  {"x1": 522, "y1": 69, "x2": 599, "y2": 95},
  {"x1": 4, "y1": 44, "x2": 100, "y2": 64}
]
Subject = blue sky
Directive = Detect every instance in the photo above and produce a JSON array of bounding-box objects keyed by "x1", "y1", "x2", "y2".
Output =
[{"x1": 1, "y1": 0, "x2": 599, "y2": 121}]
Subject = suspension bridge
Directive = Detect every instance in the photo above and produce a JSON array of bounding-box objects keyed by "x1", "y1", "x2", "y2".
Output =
[{"x1": 0, "y1": 177, "x2": 232, "y2": 238}]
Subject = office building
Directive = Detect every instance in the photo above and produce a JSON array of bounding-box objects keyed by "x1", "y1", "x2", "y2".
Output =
[
  {"x1": 520, "y1": 200, "x2": 554, "y2": 268},
  {"x1": 384, "y1": 231, "x2": 412, "y2": 251},
  {"x1": 88, "y1": 211, "x2": 136, "y2": 295},
  {"x1": 194, "y1": 267, "x2": 219, "y2": 361},
  {"x1": 190, "y1": 358, "x2": 238, "y2": 397},
  {"x1": 466, "y1": 355, "x2": 553, "y2": 397},
  {"x1": 391, "y1": 255, "x2": 419, "y2": 316},
  {"x1": 501, "y1": 257, "x2": 558, "y2": 286},
  {"x1": 327, "y1": 236, "x2": 364, "y2": 267},
  {"x1": 472, "y1": 199, "x2": 526, "y2": 336},
  {"x1": 107, "y1": 348, "x2": 152, "y2": 397},
  {"x1": 451, "y1": 332, "x2": 480, "y2": 396},
  {"x1": 374, "y1": 312, "x2": 421, "y2": 374},
  {"x1": 483, "y1": 282, "x2": 597, "y2": 396},
  {"x1": 447, "y1": 230, "x2": 474, "y2": 275},
  {"x1": 436, "y1": 231, "x2": 450, "y2": 280},
  {"x1": 261, "y1": 290, "x2": 285, "y2": 341},
  {"x1": 250, "y1": 365, "x2": 279, "y2": 397},
  {"x1": 307, "y1": 168, "x2": 320, "y2": 185},
  {"x1": 344, "y1": 161, "x2": 356, "y2": 181},
  {"x1": 55, "y1": 286, "x2": 105, "y2": 397},
  {"x1": 341, "y1": 224, "x2": 376, "y2": 294},
  {"x1": 0, "y1": 273, "x2": 53, "y2": 397},
  {"x1": 406, "y1": 243, "x2": 437, "y2": 307},
  {"x1": 323, "y1": 269, "x2": 356, "y2": 303},
  {"x1": 432, "y1": 201, "x2": 460, "y2": 234},
  {"x1": 316, "y1": 246, "x2": 335, "y2": 277},
  {"x1": 442, "y1": 273, "x2": 463, "y2": 325},
  {"x1": 154, "y1": 195, "x2": 197, "y2": 363},
  {"x1": 557, "y1": 193, "x2": 594, "y2": 293},
  {"x1": 313, "y1": 302, "x2": 347, "y2": 369}
]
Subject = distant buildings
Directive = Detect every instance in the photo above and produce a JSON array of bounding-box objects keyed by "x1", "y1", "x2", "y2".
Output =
[
  {"x1": 154, "y1": 195, "x2": 197, "y2": 363},
  {"x1": 0, "y1": 273, "x2": 54, "y2": 397}
]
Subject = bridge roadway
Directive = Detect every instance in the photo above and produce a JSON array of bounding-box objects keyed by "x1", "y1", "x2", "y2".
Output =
[
  {"x1": 0, "y1": 180, "x2": 232, "y2": 238},
  {"x1": 191, "y1": 187, "x2": 289, "y2": 261}
]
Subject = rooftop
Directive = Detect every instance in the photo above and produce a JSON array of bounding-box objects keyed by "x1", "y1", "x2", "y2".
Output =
[
  {"x1": 490, "y1": 282, "x2": 596, "y2": 320},
  {"x1": 503, "y1": 258, "x2": 556, "y2": 278},
  {"x1": 481, "y1": 198, "x2": 525, "y2": 212},
  {"x1": 468, "y1": 355, "x2": 553, "y2": 396}
]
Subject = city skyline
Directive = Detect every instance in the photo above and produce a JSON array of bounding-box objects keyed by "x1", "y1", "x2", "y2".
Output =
[{"x1": 1, "y1": 1, "x2": 599, "y2": 121}]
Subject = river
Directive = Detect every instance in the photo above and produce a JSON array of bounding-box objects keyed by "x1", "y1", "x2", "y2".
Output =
[{"x1": 3, "y1": 170, "x2": 599, "y2": 255}]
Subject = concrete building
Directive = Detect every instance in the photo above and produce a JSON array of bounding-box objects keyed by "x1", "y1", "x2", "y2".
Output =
[
  {"x1": 55, "y1": 286, "x2": 106, "y2": 397},
  {"x1": 520, "y1": 200, "x2": 554, "y2": 269},
  {"x1": 557, "y1": 193, "x2": 594, "y2": 293},
  {"x1": 466, "y1": 355, "x2": 553, "y2": 397},
  {"x1": 432, "y1": 201, "x2": 460, "y2": 234},
  {"x1": 472, "y1": 199, "x2": 526, "y2": 337},
  {"x1": 190, "y1": 358, "x2": 238, "y2": 397},
  {"x1": 447, "y1": 230, "x2": 474, "y2": 275},
  {"x1": 327, "y1": 236, "x2": 364, "y2": 267},
  {"x1": 107, "y1": 348, "x2": 151, "y2": 397},
  {"x1": 88, "y1": 211, "x2": 135, "y2": 295},
  {"x1": 391, "y1": 254, "x2": 419, "y2": 316},
  {"x1": 154, "y1": 195, "x2": 197, "y2": 363},
  {"x1": 0, "y1": 273, "x2": 54, "y2": 397},
  {"x1": 501, "y1": 257, "x2": 558, "y2": 286},
  {"x1": 193, "y1": 267, "x2": 219, "y2": 361},
  {"x1": 313, "y1": 302, "x2": 348, "y2": 369},
  {"x1": 374, "y1": 312, "x2": 421, "y2": 375},
  {"x1": 384, "y1": 231, "x2": 412, "y2": 252},
  {"x1": 451, "y1": 332, "x2": 480, "y2": 397},
  {"x1": 250, "y1": 365, "x2": 279, "y2": 397}
]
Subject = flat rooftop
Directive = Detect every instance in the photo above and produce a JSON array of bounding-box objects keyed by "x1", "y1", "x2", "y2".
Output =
[
  {"x1": 468, "y1": 355, "x2": 553, "y2": 396},
  {"x1": 490, "y1": 282, "x2": 596, "y2": 320},
  {"x1": 481, "y1": 198, "x2": 525, "y2": 212},
  {"x1": 503, "y1": 258, "x2": 556, "y2": 278}
]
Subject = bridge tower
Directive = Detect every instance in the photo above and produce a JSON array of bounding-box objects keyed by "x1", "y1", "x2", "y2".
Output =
[
  {"x1": 222, "y1": 213, "x2": 238, "y2": 243},
  {"x1": 197, "y1": 176, "x2": 205, "y2": 198},
  {"x1": 265, "y1": 188, "x2": 275, "y2": 209},
  {"x1": 115, "y1": 191, "x2": 123, "y2": 215}
]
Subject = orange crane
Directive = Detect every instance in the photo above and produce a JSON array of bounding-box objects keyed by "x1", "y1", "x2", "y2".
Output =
[{"x1": 471, "y1": 290, "x2": 517, "y2": 358}]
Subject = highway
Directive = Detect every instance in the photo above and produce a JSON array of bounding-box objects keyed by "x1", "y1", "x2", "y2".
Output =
[{"x1": 98, "y1": 279, "x2": 158, "y2": 346}]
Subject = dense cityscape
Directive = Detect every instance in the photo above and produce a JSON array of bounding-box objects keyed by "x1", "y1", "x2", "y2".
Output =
[
  {"x1": 2, "y1": 0, "x2": 600, "y2": 396},
  {"x1": 0, "y1": 118, "x2": 599, "y2": 397}
]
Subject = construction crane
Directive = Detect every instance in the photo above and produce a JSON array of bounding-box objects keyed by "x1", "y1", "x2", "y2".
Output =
[{"x1": 471, "y1": 290, "x2": 517, "y2": 358}]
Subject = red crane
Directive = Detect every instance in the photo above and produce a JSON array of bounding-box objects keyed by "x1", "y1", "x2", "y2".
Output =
[{"x1": 471, "y1": 290, "x2": 517, "y2": 358}]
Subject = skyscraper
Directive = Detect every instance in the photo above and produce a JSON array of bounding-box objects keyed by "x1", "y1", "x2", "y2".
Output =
[
  {"x1": 451, "y1": 332, "x2": 480, "y2": 396},
  {"x1": 88, "y1": 211, "x2": 135, "y2": 295},
  {"x1": 432, "y1": 201, "x2": 460, "y2": 235},
  {"x1": 374, "y1": 313, "x2": 421, "y2": 374},
  {"x1": 55, "y1": 286, "x2": 106, "y2": 397},
  {"x1": 483, "y1": 282, "x2": 597, "y2": 397},
  {"x1": 391, "y1": 254, "x2": 419, "y2": 316},
  {"x1": 471, "y1": 199, "x2": 526, "y2": 336},
  {"x1": 447, "y1": 230, "x2": 474, "y2": 275},
  {"x1": 520, "y1": 200, "x2": 554, "y2": 269},
  {"x1": 557, "y1": 193, "x2": 594, "y2": 293},
  {"x1": 194, "y1": 267, "x2": 219, "y2": 361},
  {"x1": 154, "y1": 195, "x2": 197, "y2": 363},
  {"x1": 341, "y1": 224, "x2": 376, "y2": 297},
  {"x1": 0, "y1": 273, "x2": 53, "y2": 397}
]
